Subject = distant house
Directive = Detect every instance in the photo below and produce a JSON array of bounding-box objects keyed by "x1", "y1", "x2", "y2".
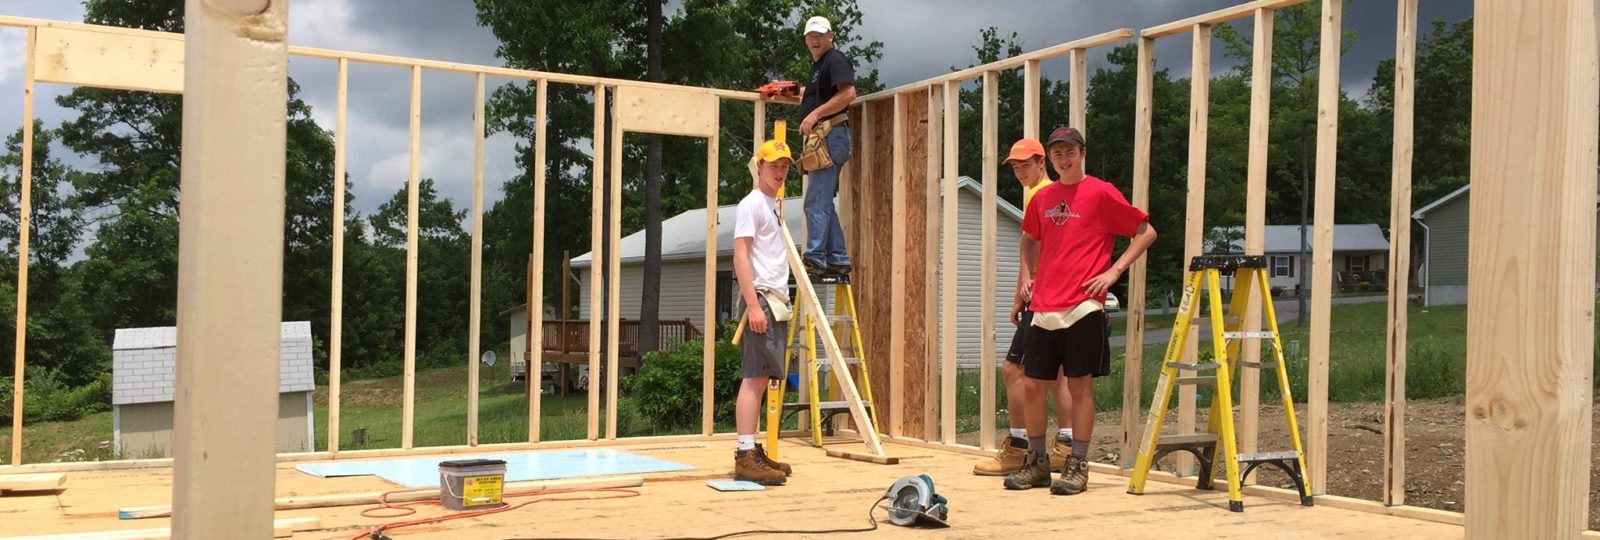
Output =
[
  {"x1": 112, "y1": 322, "x2": 315, "y2": 458},
  {"x1": 505, "y1": 177, "x2": 1027, "y2": 373},
  {"x1": 1208, "y1": 224, "x2": 1392, "y2": 292},
  {"x1": 1412, "y1": 185, "x2": 1600, "y2": 305}
]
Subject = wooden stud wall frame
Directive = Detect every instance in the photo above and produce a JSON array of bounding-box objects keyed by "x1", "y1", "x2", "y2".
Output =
[{"x1": 1, "y1": 4, "x2": 1595, "y2": 536}]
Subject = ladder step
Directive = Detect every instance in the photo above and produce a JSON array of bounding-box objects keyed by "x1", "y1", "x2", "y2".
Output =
[
  {"x1": 1223, "y1": 331, "x2": 1275, "y2": 340},
  {"x1": 1239, "y1": 361, "x2": 1276, "y2": 370},
  {"x1": 827, "y1": 315, "x2": 854, "y2": 324},
  {"x1": 816, "y1": 357, "x2": 862, "y2": 367},
  {"x1": 783, "y1": 400, "x2": 871, "y2": 412},
  {"x1": 1155, "y1": 433, "x2": 1219, "y2": 450},
  {"x1": 1176, "y1": 376, "x2": 1217, "y2": 386},
  {"x1": 1237, "y1": 450, "x2": 1301, "y2": 463},
  {"x1": 1166, "y1": 362, "x2": 1220, "y2": 372}
]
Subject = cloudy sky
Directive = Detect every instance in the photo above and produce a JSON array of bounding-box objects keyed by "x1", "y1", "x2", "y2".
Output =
[{"x1": 0, "y1": 0, "x2": 1471, "y2": 222}]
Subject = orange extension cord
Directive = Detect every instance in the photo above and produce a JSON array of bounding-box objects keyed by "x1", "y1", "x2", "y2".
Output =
[{"x1": 349, "y1": 486, "x2": 642, "y2": 540}]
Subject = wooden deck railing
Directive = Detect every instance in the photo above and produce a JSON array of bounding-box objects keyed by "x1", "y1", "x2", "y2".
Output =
[{"x1": 539, "y1": 318, "x2": 701, "y2": 363}]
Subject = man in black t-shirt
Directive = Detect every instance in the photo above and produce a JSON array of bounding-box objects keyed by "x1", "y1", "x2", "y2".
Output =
[{"x1": 798, "y1": 15, "x2": 856, "y2": 275}]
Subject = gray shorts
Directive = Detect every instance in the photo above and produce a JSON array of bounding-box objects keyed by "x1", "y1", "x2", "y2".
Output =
[{"x1": 741, "y1": 297, "x2": 788, "y2": 379}]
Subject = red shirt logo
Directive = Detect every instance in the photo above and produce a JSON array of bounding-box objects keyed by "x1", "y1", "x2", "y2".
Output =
[{"x1": 1042, "y1": 202, "x2": 1080, "y2": 226}]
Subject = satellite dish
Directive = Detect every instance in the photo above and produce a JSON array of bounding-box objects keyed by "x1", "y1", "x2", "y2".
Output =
[{"x1": 481, "y1": 350, "x2": 497, "y2": 367}]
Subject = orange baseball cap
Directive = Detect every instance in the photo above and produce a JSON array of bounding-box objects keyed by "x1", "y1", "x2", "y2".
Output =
[{"x1": 1003, "y1": 138, "x2": 1045, "y2": 164}]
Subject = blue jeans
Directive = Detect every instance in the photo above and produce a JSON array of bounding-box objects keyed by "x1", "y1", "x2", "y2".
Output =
[{"x1": 804, "y1": 124, "x2": 852, "y2": 266}]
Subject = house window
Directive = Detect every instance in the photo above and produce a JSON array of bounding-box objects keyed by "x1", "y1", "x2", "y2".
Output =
[
  {"x1": 1271, "y1": 256, "x2": 1295, "y2": 278},
  {"x1": 1347, "y1": 255, "x2": 1369, "y2": 273}
]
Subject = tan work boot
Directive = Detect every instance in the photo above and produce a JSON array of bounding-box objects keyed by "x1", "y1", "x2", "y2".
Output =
[
  {"x1": 1051, "y1": 455, "x2": 1089, "y2": 495},
  {"x1": 734, "y1": 449, "x2": 787, "y2": 485},
  {"x1": 1048, "y1": 438, "x2": 1068, "y2": 470},
  {"x1": 973, "y1": 435, "x2": 1027, "y2": 476},
  {"x1": 753, "y1": 443, "x2": 792, "y2": 476},
  {"x1": 1002, "y1": 451, "x2": 1052, "y2": 490}
]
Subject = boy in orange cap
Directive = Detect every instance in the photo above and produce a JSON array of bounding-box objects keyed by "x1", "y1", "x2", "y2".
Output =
[{"x1": 973, "y1": 138, "x2": 1075, "y2": 476}]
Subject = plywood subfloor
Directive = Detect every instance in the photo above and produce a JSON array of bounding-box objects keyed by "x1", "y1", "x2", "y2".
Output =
[{"x1": 2, "y1": 438, "x2": 1463, "y2": 539}]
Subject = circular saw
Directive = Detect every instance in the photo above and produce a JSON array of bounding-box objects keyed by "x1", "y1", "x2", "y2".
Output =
[{"x1": 884, "y1": 474, "x2": 949, "y2": 528}]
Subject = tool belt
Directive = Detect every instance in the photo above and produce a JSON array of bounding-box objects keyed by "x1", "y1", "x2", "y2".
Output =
[
  {"x1": 757, "y1": 288, "x2": 792, "y2": 322},
  {"x1": 800, "y1": 113, "x2": 849, "y2": 173}
]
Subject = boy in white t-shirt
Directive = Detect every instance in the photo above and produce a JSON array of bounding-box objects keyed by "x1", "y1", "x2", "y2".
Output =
[{"x1": 731, "y1": 139, "x2": 796, "y2": 485}]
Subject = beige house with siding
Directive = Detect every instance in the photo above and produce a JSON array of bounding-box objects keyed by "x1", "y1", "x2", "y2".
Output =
[{"x1": 508, "y1": 177, "x2": 1026, "y2": 372}]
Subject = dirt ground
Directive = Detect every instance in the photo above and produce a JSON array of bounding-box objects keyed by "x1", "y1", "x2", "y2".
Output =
[{"x1": 966, "y1": 398, "x2": 1600, "y2": 529}]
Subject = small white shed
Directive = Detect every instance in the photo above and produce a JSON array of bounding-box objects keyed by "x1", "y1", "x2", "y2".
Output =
[{"x1": 111, "y1": 321, "x2": 317, "y2": 458}]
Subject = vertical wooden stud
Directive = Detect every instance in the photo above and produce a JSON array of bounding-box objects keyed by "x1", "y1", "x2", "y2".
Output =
[
  {"x1": 1023, "y1": 60, "x2": 1041, "y2": 141},
  {"x1": 1383, "y1": 0, "x2": 1417, "y2": 507},
  {"x1": 1177, "y1": 23, "x2": 1212, "y2": 476},
  {"x1": 979, "y1": 71, "x2": 999, "y2": 450},
  {"x1": 171, "y1": 1, "x2": 287, "y2": 535},
  {"x1": 606, "y1": 103, "x2": 623, "y2": 440},
  {"x1": 704, "y1": 117, "x2": 723, "y2": 434},
  {"x1": 923, "y1": 86, "x2": 942, "y2": 442},
  {"x1": 588, "y1": 85, "x2": 605, "y2": 441},
  {"x1": 1307, "y1": 0, "x2": 1342, "y2": 495},
  {"x1": 890, "y1": 93, "x2": 907, "y2": 438},
  {"x1": 1464, "y1": 0, "x2": 1595, "y2": 536},
  {"x1": 1069, "y1": 48, "x2": 1088, "y2": 133},
  {"x1": 328, "y1": 56, "x2": 346, "y2": 454},
  {"x1": 468, "y1": 73, "x2": 486, "y2": 446},
  {"x1": 531, "y1": 79, "x2": 549, "y2": 442},
  {"x1": 1239, "y1": 7, "x2": 1275, "y2": 473},
  {"x1": 941, "y1": 80, "x2": 960, "y2": 444},
  {"x1": 1121, "y1": 36, "x2": 1156, "y2": 467},
  {"x1": 10, "y1": 27, "x2": 36, "y2": 467},
  {"x1": 402, "y1": 65, "x2": 421, "y2": 450}
]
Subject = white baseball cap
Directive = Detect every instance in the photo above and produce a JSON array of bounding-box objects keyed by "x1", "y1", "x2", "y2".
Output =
[{"x1": 804, "y1": 16, "x2": 832, "y2": 35}]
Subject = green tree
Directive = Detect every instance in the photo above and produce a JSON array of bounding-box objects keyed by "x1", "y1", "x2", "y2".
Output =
[
  {"x1": 369, "y1": 179, "x2": 471, "y2": 367},
  {"x1": 473, "y1": 0, "x2": 885, "y2": 349},
  {"x1": 1366, "y1": 18, "x2": 1473, "y2": 209},
  {"x1": 0, "y1": 123, "x2": 102, "y2": 385},
  {"x1": 47, "y1": 0, "x2": 345, "y2": 381}
]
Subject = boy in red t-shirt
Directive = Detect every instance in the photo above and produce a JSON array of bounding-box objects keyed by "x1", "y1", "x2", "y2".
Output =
[{"x1": 1004, "y1": 127, "x2": 1157, "y2": 495}]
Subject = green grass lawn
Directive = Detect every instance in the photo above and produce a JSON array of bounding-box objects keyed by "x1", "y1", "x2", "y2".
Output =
[
  {"x1": 955, "y1": 302, "x2": 1509, "y2": 435},
  {"x1": 1109, "y1": 310, "x2": 1179, "y2": 337},
  {"x1": 0, "y1": 359, "x2": 758, "y2": 464},
  {"x1": 5, "y1": 301, "x2": 1592, "y2": 463}
]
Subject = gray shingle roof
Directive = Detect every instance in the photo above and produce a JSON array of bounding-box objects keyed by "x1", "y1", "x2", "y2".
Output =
[
  {"x1": 571, "y1": 177, "x2": 1021, "y2": 267},
  {"x1": 111, "y1": 321, "x2": 316, "y2": 405},
  {"x1": 1208, "y1": 224, "x2": 1391, "y2": 253}
]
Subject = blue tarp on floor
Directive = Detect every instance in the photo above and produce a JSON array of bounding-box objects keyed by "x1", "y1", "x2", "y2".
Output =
[{"x1": 294, "y1": 448, "x2": 694, "y2": 488}]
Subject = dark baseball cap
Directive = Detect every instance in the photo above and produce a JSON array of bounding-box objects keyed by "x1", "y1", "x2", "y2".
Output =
[{"x1": 1047, "y1": 126, "x2": 1086, "y2": 149}]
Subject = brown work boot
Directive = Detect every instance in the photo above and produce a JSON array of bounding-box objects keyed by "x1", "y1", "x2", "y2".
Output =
[
  {"x1": 1051, "y1": 455, "x2": 1089, "y2": 495},
  {"x1": 1048, "y1": 438, "x2": 1068, "y2": 470},
  {"x1": 973, "y1": 435, "x2": 1027, "y2": 476},
  {"x1": 754, "y1": 444, "x2": 792, "y2": 476},
  {"x1": 734, "y1": 449, "x2": 786, "y2": 485},
  {"x1": 1002, "y1": 450, "x2": 1052, "y2": 490}
]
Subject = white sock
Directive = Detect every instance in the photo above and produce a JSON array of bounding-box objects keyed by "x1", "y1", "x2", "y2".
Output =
[
  {"x1": 737, "y1": 434, "x2": 756, "y2": 451},
  {"x1": 1058, "y1": 428, "x2": 1073, "y2": 440},
  {"x1": 1009, "y1": 428, "x2": 1026, "y2": 439}
]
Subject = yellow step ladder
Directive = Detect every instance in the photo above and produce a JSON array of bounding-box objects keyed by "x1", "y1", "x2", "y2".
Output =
[
  {"x1": 1126, "y1": 255, "x2": 1314, "y2": 512},
  {"x1": 769, "y1": 271, "x2": 880, "y2": 452}
]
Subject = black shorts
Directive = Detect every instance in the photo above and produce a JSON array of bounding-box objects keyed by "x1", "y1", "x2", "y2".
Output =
[
  {"x1": 1024, "y1": 311, "x2": 1111, "y2": 380},
  {"x1": 1005, "y1": 308, "x2": 1033, "y2": 364}
]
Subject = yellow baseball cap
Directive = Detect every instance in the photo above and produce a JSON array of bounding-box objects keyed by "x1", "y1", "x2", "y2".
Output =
[{"x1": 757, "y1": 139, "x2": 793, "y2": 163}]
